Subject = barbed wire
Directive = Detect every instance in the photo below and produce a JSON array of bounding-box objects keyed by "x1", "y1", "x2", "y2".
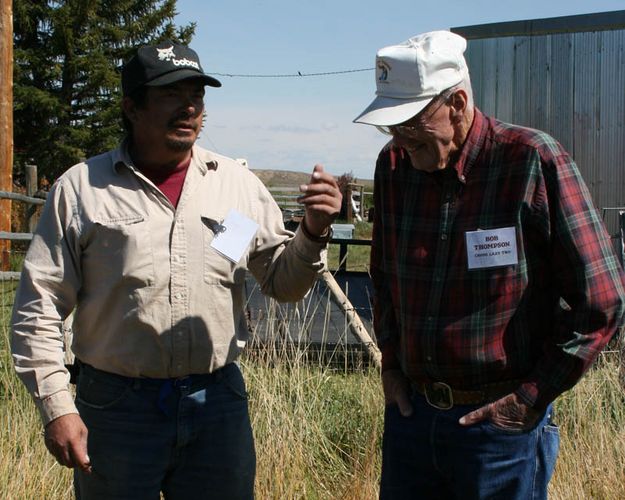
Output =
[{"x1": 208, "y1": 67, "x2": 375, "y2": 78}]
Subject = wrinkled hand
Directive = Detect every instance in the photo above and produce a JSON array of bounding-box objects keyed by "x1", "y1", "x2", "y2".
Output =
[
  {"x1": 382, "y1": 369, "x2": 413, "y2": 417},
  {"x1": 298, "y1": 164, "x2": 342, "y2": 237},
  {"x1": 459, "y1": 392, "x2": 541, "y2": 431},
  {"x1": 44, "y1": 413, "x2": 92, "y2": 473}
]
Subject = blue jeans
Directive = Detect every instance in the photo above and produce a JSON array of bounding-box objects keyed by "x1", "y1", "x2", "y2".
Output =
[
  {"x1": 74, "y1": 362, "x2": 255, "y2": 500},
  {"x1": 380, "y1": 391, "x2": 559, "y2": 500}
]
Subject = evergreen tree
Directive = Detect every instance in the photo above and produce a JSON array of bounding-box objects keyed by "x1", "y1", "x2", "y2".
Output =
[{"x1": 13, "y1": 0, "x2": 196, "y2": 181}]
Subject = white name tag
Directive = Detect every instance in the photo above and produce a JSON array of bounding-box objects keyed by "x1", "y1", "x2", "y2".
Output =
[
  {"x1": 465, "y1": 227, "x2": 518, "y2": 270},
  {"x1": 210, "y1": 209, "x2": 259, "y2": 264}
]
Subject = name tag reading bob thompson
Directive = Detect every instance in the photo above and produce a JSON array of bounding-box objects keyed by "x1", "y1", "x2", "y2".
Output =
[{"x1": 465, "y1": 227, "x2": 518, "y2": 270}]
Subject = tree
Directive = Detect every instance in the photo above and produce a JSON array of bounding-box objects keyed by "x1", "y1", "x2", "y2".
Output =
[{"x1": 13, "y1": 0, "x2": 196, "y2": 182}]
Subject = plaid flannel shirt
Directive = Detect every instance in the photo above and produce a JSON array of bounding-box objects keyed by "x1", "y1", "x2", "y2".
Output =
[{"x1": 371, "y1": 108, "x2": 625, "y2": 409}]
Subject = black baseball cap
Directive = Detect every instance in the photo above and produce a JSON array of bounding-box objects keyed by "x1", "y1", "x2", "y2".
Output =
[{"x1": 122, "y1": 40, "x2": 221, "y2": 96}]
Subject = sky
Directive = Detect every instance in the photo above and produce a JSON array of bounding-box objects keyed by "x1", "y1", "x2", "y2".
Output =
[{"x1": 174, "y1": 0, "x2": 625, "y2": 180}]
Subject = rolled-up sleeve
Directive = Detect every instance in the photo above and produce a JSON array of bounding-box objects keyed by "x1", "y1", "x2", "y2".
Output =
[{"x1": 247, "y1": 177, "x2": 327, "y2": 302}]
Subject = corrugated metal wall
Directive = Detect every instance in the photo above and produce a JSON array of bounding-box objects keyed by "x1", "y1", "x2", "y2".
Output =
[{"x1": 457, "y1": 27, "x2": 625, "y2": 236}]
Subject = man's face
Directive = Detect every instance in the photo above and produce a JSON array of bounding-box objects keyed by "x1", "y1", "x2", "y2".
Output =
[
  {"x1": 389, "y1": 92, "x2": 460, "y2": 172},
  {"x1": 129, "y1": 78, "x2": 206, "y2": 154}
]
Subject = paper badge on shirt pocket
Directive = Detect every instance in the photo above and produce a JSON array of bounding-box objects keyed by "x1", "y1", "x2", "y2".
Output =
[
  {"x1": 209, "y1": 208, "x2": 259, "y2": 264},
  {"x1": 465, "y1": 226, "x2": 518, "y2": 270}
]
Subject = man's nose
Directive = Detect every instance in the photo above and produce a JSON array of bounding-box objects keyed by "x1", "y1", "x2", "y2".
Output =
[{"x1": 179, "y1": 96, "x2": 203, "y2": 115}]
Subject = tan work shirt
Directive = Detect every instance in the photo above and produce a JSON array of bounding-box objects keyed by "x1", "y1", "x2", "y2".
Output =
[{"x1": 11, "y1": 143, "x2": 327, "y2": 424}]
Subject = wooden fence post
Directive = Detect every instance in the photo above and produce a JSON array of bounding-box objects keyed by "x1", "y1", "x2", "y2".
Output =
[
  {"x1": 0, "y1": 0, "x2": 13, "y2": 272},
  {"x1": 25, "y1": 164, "x2": 38, "y2": 232},
  {"x1": 346, "y1": 184, "x2": 353, "y2": 223},
  {"x1": 321, "y1": 270, "x2": 381, "y2": 369}
]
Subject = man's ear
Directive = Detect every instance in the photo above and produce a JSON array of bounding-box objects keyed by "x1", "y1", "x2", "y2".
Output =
[
  {"x1": 121, "y1": 96, "x2": 138, "y2": 123},
  {"x1": 449, "y1": 89, "x2": 468, "y2": 122}
]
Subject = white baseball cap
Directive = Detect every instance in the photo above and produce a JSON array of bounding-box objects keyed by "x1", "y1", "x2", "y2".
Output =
[{"x1": 353, "y1": 31, "x2": 468, "y2": 126}]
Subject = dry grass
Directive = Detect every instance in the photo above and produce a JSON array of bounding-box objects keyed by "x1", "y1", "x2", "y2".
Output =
[
  {"x1": 549, "y1": 353, "x2": 625, "y2": 500},
  {"x1": 1, "y1": 281, "x2": 74, "y2": 499},
  {"x1": 246, "y1": 362, "x2": 382, "y2": 500},
  {"x1": 1, "y1": 281, "x2": 624, "y2": 499}
]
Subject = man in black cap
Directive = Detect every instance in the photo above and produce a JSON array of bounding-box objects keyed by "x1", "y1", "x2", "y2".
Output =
[{"x1": 11, "y1": 40, "x2": 341, "y2": 499}]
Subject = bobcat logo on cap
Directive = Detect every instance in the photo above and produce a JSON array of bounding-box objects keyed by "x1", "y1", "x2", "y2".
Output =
[
  {"x1": 377, "y1": 60, "x2": 390, "y2": 83},
  {"x1": 157, "y1": 46, "x2": 176, "y2": 61},
  {"x1": 156, "y1": 45, "x2": 200, "y2": 70}
]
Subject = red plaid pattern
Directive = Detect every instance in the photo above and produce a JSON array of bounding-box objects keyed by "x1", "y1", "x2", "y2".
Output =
[{"x1": 371, "y1": 109, "x2": 625, "y2": 409}]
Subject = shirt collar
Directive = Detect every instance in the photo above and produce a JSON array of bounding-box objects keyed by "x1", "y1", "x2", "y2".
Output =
[
  {"x1": 386, "y1": 108, "x2": 488, "y2": 181},
  {"x1": 191, "y1": 145, "x2": 219, "y2": 173},
  {"x1": 111, "y1": 140, "x2": 219, "y2": 175},
  {"x1": 451, "y1": 107, "x2": 488, "y2": 184}
]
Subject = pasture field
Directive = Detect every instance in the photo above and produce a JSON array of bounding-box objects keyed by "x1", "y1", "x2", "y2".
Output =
[{"x1": 1, "y1": 279, "x2": 624, "y2": 499}]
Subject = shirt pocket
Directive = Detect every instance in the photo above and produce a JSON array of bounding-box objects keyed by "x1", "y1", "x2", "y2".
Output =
[
  {"x1": 201, "y1": 213, "x2": 248, "y2": 286},
  {"x1": 86, "y1": 215, "x2": 155, "y2": 287},
  {"x1": 470, "y1": 265, "x2": 525, "y2": 301}
]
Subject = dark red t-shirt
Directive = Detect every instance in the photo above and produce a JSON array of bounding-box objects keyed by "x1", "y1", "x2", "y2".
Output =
[{"x1": 139, "y1": 158, "x2": 191, "y2": 208}]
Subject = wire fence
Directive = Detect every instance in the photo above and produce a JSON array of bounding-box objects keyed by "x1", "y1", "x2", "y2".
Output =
[
  {"x1": 0, "y1": 187, "x2": 44, "y2": 282},
  {"x1": 0, "y1": 182, "x2": 381, "y2": 370},
  {"x1": 2, "y1": 186, "x2": 623, "y2": 360}
]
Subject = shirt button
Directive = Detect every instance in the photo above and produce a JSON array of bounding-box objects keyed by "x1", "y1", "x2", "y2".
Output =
[
  {"x1": 441, "y1": 234, "x2": 448, "y2": 240},
  {"x1": 175, "y1": 293, "x2": 182, "y2": 299},
  {"x1": 459, "y1": 175, "x2": 466, "y2": 182},
  {"x1": 426, "y1": 356, "x2": 432, "y2": 361}
]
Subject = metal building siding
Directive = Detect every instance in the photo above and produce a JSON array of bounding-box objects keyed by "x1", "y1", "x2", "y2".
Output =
[
  {"x1": 456, "y1": 20, "x2": 625, "y2": 235},
  {"x1": 495, "y1": 37, "x2": 515, "y2": 120},
  {"x1": 549, "y1": 35, "x2": 574, "y2": 152},
  {"x1": 599, "y1": 30, "x2": 625, "y2": 231},
  {"x1": 573, "y1": 32, "x2": 601, "y2": 193}
]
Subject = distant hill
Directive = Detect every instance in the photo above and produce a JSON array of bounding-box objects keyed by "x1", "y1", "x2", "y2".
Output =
[
  {"x1": 252, "y1": 169, "x2": 373, "y2": 190},
  {"x1": 251, "y1": 169, "x2": 310, "y2": 188}
]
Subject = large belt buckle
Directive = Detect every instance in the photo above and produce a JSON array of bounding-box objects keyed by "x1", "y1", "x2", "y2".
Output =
[{"x1": 424, "y1": 382, "x2": 454, "y2": 410}]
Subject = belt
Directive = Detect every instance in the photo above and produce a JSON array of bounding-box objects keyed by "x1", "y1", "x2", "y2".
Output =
[
  {"x1": 75, "y1": 359, "x2": 229, "y2": 389},
  {"x1": 75, "y1": 360, "x2": 234, "y2": 417},
  {"x1": 411, "y1": 379, "x2": 521, "y2": 410}
]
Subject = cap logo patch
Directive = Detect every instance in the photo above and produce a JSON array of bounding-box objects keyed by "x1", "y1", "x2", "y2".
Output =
[
  {"x1": 157, "y1": 46, "x2": 176, "y2": 61},
  {"x1": 377, "y1": 61, "x2": 390, "y2": 83},
  {"x1": 156, "y1": 45, "x2": 200, "y2": 70}
]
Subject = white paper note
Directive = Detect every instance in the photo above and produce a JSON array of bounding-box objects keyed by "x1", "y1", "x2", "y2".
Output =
[{"x1": 210, "y1": 209, "x2": 259, "y2": 264}]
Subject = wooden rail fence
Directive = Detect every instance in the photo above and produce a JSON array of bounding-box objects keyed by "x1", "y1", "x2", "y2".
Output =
[
  {"x1": 1, "y1": 178, "x2": 381, "y2": 368},
  {"x1": 0, "y1": 164, "x2": 46, "y2": 279}
]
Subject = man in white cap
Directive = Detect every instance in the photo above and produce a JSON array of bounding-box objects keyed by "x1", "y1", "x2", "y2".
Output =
[
  {"x1": 354, "y1": 30, "x2": 624, "y2": 499},
  {"x1": 12, "y1": 39, "x2": 341, "y2": 499}
]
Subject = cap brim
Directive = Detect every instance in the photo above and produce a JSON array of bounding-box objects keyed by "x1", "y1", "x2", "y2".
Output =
[
  {"x1": 146, "y1": 69, "x2": 222, "y2": 88},
  {"x1": 353, "y1": 95, "x2": 433, "y2": 126}
]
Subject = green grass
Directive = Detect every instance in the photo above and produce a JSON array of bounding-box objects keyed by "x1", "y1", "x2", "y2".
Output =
[{"x1": 328, "y1": 221, "x2": 372, "y2": 273}]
